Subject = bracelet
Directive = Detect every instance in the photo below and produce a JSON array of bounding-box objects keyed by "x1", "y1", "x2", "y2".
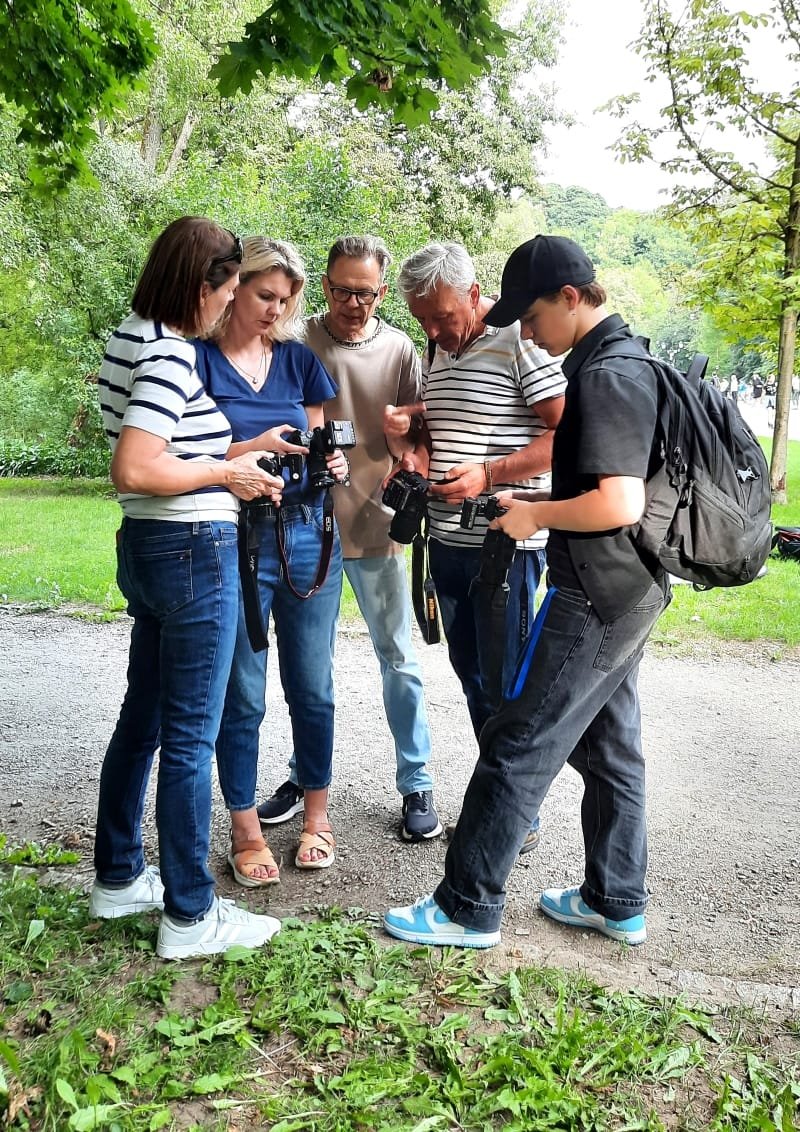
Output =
[{"x1": 483, "y1": 460, "x2": 493, "y2": 493}]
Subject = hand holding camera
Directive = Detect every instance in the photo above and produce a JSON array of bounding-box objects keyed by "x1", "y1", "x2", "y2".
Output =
[
  {"x1": 259, "y1": 420, "x2": 356, "y2": 490},
  {"x1": 382, "y1": 468, "x2": 430, "y2": 544}
]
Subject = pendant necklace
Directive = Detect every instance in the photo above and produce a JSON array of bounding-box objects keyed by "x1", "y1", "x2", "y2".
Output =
[{"x1": 224, "y1": 343, "x2": 268, "y2": 386}]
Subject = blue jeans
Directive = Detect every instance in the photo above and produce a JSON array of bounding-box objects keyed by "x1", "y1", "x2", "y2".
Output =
[
  {"x1": 434, "y1": 577, "x2": 671, "y2": 932},
  {"x1": 344, "y1": 555, "x2": 433, "y2": 796},
  {"x1": 428, "y1": 538, "x2": 545, "y2": 739},
  {"x1": 94, "y1": 518, "x2": 239, "y2": 923},
  {"x1": 216, "y1": 502, "x2": 343, "y2": 808}
]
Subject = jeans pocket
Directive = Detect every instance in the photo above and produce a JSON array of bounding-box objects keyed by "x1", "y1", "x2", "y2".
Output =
[
  {"x1": 593, "y1": 583, "x2": 666, "y2": 673},
  {"x1": 123, "y1": 533, "x2": 194, "y2": 617}
]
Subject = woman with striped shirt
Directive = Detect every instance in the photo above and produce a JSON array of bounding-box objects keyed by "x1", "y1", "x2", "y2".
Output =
[{"x1": 90, "y1": 217, "x2": 284, "y2": 960}]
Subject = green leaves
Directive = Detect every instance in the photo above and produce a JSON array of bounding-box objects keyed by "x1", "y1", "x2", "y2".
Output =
[
  {"x1": 0, "y1": 0, "x2": 155, "y2": 191},
  {"x1": 210, "y1": 0, "x2": 509, "y2": 126}
]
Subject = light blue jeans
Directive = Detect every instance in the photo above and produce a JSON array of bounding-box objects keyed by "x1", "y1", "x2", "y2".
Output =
[
  {"x1": 215, "y1": 502, "x2": 343, "y2": 808},
  {"x1": 345, "y1": 555, "x2": 434, "y2": 796},
  {"x1": 281, "y1": 554, "x2": 434, "y2": 797}
]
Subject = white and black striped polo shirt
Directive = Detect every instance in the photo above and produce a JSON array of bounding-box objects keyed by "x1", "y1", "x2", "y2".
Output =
[
  {"x1": 98, "y1": 313, "x2": 236, "y2": 522},
  {"x1": 423, "y1": 322, "x2": 565, "y2": 549}
]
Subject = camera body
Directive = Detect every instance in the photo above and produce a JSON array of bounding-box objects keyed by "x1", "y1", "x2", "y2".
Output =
[
  {"x1": 460, "y1": 495, "x2": 507, "y2": 529},
  {"x1": 284, "y1": 419, "x2": 357, "y2": 489},
  {"x1": 382, "y1": 468, "x2": 430, "y2": 544},
  {"x1": 257, "y1": 453, "x2": 304, "y2": 482}
]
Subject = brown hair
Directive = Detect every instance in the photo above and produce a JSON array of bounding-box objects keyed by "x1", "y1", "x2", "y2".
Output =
[
  {"x1": 131, "y1": 217, "x2": 241, "y2": 335},
  {"x1": 539, "y1": 282, "x2": 607, "y2": 308}
]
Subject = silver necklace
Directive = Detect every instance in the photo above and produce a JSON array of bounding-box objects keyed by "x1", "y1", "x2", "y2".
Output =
[{"x1": 223, "y1": 343, "x2": 268, "y2": 385}]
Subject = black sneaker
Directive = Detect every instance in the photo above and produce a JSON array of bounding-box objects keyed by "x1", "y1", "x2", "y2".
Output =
[
  {"x1": 257, "y1": 780, "x2": 304, "y2": 825},
  {"x1": 401, "y1": 791, "x2": 443, "y2": 842}
]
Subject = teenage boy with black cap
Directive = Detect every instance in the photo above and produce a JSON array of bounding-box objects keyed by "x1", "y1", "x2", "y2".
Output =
[{"x1": 384, "y1": 235, "x2": 671, "y2": 949}]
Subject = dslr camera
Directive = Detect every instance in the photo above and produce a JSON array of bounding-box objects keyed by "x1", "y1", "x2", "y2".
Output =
[
  {"x1": 460, "y1": 496, "x2": 507, "y2": 529},
  {"x1": 284, "y1": 419, "x2": 357, "y2": 490},
  {"x1": 382, "y1": 468, "x2": 429, "y2": 544},
  {"x1": 257, "y1": 452, "x2": 304, "y2": 482}
]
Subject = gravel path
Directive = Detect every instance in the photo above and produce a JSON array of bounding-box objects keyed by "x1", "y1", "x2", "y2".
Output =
[{"x1": 1, "y1": 608, "x2": 798, "y2": 1013}]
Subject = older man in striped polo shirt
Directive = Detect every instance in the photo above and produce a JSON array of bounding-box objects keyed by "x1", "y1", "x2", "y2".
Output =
[{"x1": 386, "y1": 242, "x2": 565, "y2": 848}]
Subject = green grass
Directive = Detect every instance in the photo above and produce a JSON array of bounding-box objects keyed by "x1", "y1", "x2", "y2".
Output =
[
  {"x1": 0, "y1": 865, "x2": 797, "y2": 1131},
  {"x1": 1, "y1": 440, "x2": 799, "y2": 646},
  {"x1": 0, "y1": 478, "x2": 361, "y2": 622}
]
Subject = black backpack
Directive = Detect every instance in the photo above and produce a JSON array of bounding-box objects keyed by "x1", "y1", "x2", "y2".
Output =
[
  {"x1": 772, "y1": 526, "x2": 800, "y2": 561},
  {"x1": 598, "y1": 334, "x2": 773, "y2": 589}
]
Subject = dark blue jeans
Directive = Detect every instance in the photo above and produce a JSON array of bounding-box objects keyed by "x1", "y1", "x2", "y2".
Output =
[
  {"x1": 95, "y1": 518, "x2": 239, "y2": 923},
  {"x1": 428, "y1": 537, "x2": 545, "y2": 739},
  {"x1": 434, "y1": 577, "x2": 670, "y2": 932}
]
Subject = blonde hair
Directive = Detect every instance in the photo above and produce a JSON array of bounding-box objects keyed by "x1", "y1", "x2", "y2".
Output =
[{"x1": 219, "y1": 236, "x2": 306, "y2": 342}]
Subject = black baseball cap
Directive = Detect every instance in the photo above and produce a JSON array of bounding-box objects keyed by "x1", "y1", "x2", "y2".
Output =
[{"x1": 484, "y1": 235, "x2": 595, "y2": 327}]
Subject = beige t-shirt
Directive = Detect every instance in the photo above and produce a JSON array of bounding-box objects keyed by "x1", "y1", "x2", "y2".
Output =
[{"x1": 304, "y1": 314, "x2": 421, "y2": 558}]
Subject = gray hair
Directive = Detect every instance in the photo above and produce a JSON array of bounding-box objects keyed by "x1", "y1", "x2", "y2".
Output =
[
  {"x1": 327, "y1": 235, "x2": 391, "y2": 279},
  {"x1": 397, "y1": 242, "x2": 476, "y2": 300}
]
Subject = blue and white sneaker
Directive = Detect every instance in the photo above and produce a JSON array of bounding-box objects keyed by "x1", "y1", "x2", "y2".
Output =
[
  {"x1": 383, "y1": 894, "x2": 500, "y2": 949},
  {"x1": 539, "y1": 886, "x2": 647, "y2": 945}
]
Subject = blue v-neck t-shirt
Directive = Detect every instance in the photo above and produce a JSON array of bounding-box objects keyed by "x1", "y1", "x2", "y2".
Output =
[{"x1": 194, "y1": 338, "x2": 338, "y2": 503}]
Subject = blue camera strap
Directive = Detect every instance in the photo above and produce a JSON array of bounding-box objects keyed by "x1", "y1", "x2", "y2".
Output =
[{"x1": 504, "y1": 584, "x2": 557, "y2": 701}]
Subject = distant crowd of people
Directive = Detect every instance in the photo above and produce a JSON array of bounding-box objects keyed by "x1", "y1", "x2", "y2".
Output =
[{"x1": 714, "y1": 371, "x2": 800, "y2": 411}]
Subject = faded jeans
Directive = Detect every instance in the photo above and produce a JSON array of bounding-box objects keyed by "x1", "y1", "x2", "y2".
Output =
[
  {"x1": 216, "y1": 502, "x2": 343, "y2": 808},
  {"x1": 345, "y1": 554, "x2": 433, "y2": 796},
  {"x1": 435, "y1": 577, "x2": 671, "y2": 932}
]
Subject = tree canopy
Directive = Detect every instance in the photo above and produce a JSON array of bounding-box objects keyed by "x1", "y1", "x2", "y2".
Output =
[
  {"x1": 609, "y1": 0, "x2": 800, "y2": 500},
  {"x1": 0, "y1": 0, "x2": 511, "y2": 190}
]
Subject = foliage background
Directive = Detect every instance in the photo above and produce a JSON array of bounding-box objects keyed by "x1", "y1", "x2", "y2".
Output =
[{"x1": 0, "y1": 0, "x2": 793, "y2": 479}]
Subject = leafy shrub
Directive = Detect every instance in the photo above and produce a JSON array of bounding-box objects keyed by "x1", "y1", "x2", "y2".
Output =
[{"x1": 0, "y1": 438, "x2": 109, "y2": 477}]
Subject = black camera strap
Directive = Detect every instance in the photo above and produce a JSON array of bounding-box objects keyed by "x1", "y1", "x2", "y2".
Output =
[
  {"x1": 469, "y1": 530, "x2": 520, "y2": 709},
  {"x1": 411, "y1": 511, "x2": 441, "y2": 644},
  {"x1": 276, "y1": 489, "x2": 336, "y2": 600},
  {"x1": 238, "y1": 502, "x2": 273, "y2": 653}
]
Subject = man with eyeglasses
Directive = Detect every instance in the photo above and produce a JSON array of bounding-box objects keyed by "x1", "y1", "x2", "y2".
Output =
[{"x1": 256, "y1": 234, "x2": 442, "y2": 844}]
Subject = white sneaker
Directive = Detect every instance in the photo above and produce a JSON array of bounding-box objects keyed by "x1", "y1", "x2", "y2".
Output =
[
  {"x1": 156, "y1": 897, "x2": 281, "y2": 960},
  {"x1": 89, "y1": 865, "x2": 165, "y2": 919}
]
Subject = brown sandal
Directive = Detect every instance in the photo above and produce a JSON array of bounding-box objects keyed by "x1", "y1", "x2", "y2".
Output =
[
  {"x1": 228, "y1": 836, "x2": 280, "y2": 887},
  {"x1": 295, "y1": 828, "x2": 336, "y2": 870}
]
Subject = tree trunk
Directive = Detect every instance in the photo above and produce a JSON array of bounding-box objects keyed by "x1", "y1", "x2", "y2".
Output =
[
  {"x1": 770, "y1": 134, "x2": 800, "y2": 505},
  {"x1": 162, "y1": 110, "x2": 198, "y2": 180},
  {"x1": 140, "y1": 66, "x2": 167, "y2": 171},
  {"x1": 771, "y1": 305, "x2": 796, "y2": 504}
]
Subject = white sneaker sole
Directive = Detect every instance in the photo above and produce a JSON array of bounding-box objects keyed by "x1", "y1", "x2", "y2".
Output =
[
  {"x1": 539, "y1": 898, "x2": 646, "y2": 945},
  {"x1": 383, "y1": 919, "x2": 500, "y2": 949},
  {"x1": 156, "y1": 919, "x2": 281, "y2": 961},
  {"x1": 401, "y1": 820, "x2": 443, "y2": 842},
  {"x1": 258, "y1": 799, "x2": 305, "y2": 825}
]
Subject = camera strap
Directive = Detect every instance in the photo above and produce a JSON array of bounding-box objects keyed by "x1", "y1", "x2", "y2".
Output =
[
  {"x1": 469, "y1": 530, "x2": 519, "y2": 709},
  {"x1": 238, "y1": 502, "x2": 273, "y2": 653},
  {"x1": 411, "y1": 511, "x2": 441, "y2": 644},
  {"x1": 276, "y1": 489, "x2": 336, "y2": 600}
]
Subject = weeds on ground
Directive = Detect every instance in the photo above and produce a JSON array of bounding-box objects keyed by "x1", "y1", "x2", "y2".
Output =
[{"x1": 0, "y1": 865, "x2": 798, "y2": 1131}]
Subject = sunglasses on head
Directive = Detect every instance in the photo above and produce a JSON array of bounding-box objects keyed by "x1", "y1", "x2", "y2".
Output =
[{"x1": 211, "y1": 231, "x2": 244, "y2": 269}]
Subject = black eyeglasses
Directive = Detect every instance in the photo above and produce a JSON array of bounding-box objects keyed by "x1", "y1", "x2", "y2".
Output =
[
  {"x1": 326, "y1": 277, "x2": 382, "y2": 306},
  {"x1": 211, "y1": 231, "x2": 244, "y2": 269}
]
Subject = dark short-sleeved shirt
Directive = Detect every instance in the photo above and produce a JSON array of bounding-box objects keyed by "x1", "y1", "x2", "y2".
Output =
[
  {"x1": 194, "y1": 338, "x2": 338, "y2": 503},
  {"x1": 546, "y1": 315, "x2": 663, "y2": 621}
]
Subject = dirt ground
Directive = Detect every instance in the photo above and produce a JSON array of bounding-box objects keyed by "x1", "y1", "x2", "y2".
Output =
[{"x1": 1, "y1": 608, "x2": 798, "y2": 1016}]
